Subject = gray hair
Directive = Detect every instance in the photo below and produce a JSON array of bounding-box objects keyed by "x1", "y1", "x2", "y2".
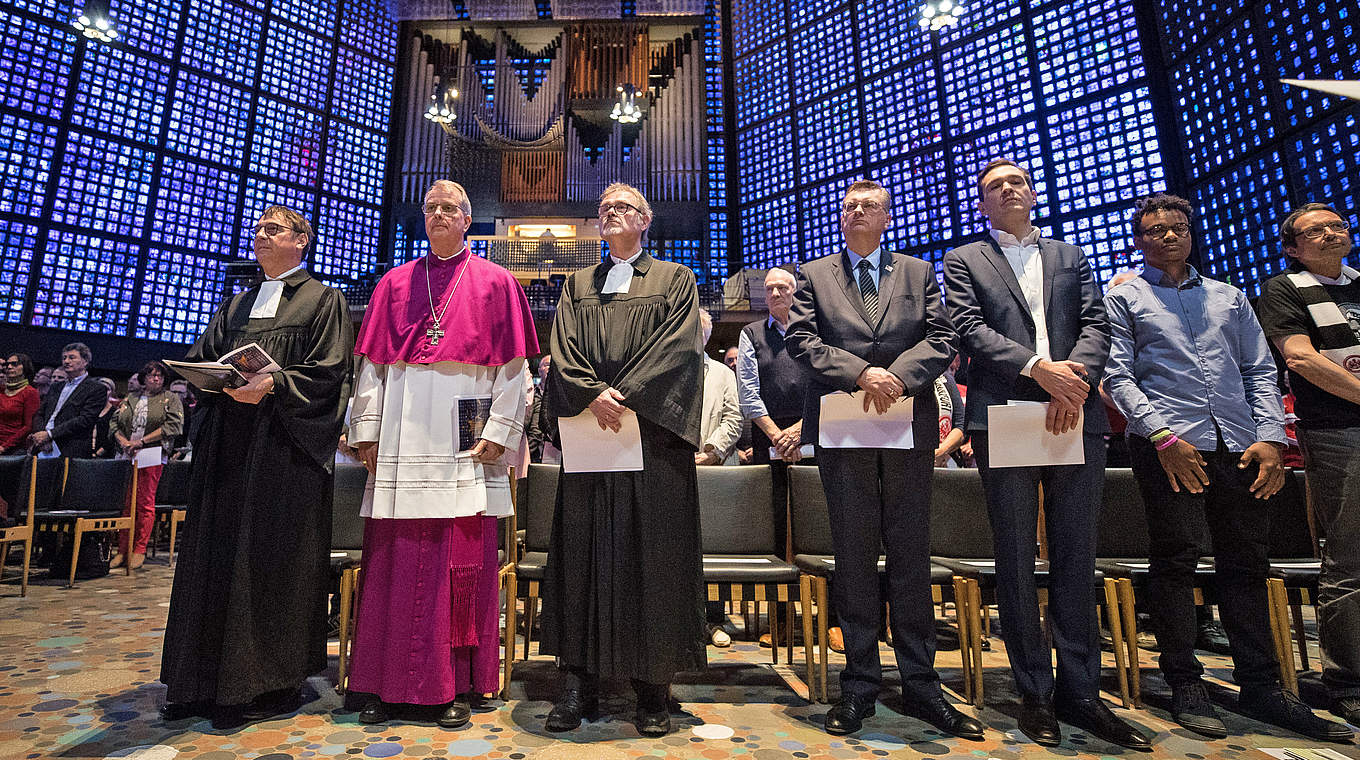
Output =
[
  {"x1": 62, "y1": 342, "x2": 92, "y2": 363},
  {"x1": 427, "y1": 180, "x2": 473, "y2": 218}
]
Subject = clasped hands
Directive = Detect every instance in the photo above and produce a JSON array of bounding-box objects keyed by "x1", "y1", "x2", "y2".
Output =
[
  {"x1": 1031, "y1": 359, "x2": 1090, "y2": 435},
  {"x1": 588, "y1": 387, "x2": 627, "y2": 432},
  {"x1": 856, "y1": 366, "x2": 904, "y2": 414}
]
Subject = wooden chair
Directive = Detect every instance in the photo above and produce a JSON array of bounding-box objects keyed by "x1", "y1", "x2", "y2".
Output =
[
  {"x1": 512, "y1": 463, "x2": 557, "y2": 661},
  {"x1": 31, "y1": 459, "x2": 136, "y2": 587},
  {"x1": 499, "y1": 469, "x2": 519, "y2": 699},
  {"x1": 151, "y1": 459, "x2": 191, "y2": 565},
  {"x1": 1264, "y1": 469, "x2": 1319, "y2": 695},
  {"x1": 697, "y1": 465, "x2": 799, "y2": 668},
  {"x1": 0, "y1": 456, "x2": 37, "y2": 596},
  {"x1": 329, "y1": 463, "x2": 368, "y2": 694}
]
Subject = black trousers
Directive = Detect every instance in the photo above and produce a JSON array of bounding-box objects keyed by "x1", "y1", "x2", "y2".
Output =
[
  {"x1": 1128, "y1": 435, "x2": 1280, "y2": 691},
  {"x1": 815, "y1": 446, "x2": 940, "y2": 702},
  {"x1": 973, "y1": 431, "x2": 1105, "y2": 701}
]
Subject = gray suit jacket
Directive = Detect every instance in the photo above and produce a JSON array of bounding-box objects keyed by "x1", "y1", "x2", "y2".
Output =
[
  {"x1": 941, "y1": 236, "x2": 1110, "y2": 433},
  {"x1": 786, "y1": 250, "x2": 957, "y2": 448}
]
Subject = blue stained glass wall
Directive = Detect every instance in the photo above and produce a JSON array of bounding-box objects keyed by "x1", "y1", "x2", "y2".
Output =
[
  {"x1": 0, "y1": 0, "x2": 397, "y2": 342},
  {"x1": 1160, "y1": 0, "x2": 1360, "y2": 296},
  {"x1": 730, "y1": 0, "x2": 1168, "y2": 289}
]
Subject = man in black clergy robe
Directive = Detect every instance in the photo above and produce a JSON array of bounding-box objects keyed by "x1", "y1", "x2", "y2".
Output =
[
  {"x1": 540, "y1": 182, "x2": 705, "y2": 737},
  {"x1": 159, "y1": 205, "x2": 354, "y2": 730},
  {"x1": 786, "y1": 180, "x2": 984, "y2": 740}
]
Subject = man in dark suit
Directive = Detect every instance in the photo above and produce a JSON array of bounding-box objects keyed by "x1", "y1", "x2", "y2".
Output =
[
  {"x1": 29, "y1": 342, "x2": 105, "y2": 459},
  {"x1": 942, "y1": 159, "x2": 1148, "y2": 750},
  {"x1": 786, "y1": 179, "x2": 982, "y2": 740}
]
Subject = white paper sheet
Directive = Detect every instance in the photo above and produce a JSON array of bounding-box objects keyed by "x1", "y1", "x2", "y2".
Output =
[
  {"x1": 986, "y1": 403, "x2": 1085, "y2": 467},
  {"x1": 818, "y1": 392, "x2": 914, "y2": 449},
  {"x1": 767, "y1": 444, "x2": 815, "y2": 460},
  {"x1": 1280, "y1": 78, "x2": 1360, "y2": 101},
  {"x1": 558, "y1": 409, "x2": 643, "y2": 472},
  {"x1": 135, "y1": 446, "x2": 163, "y2": 469}
]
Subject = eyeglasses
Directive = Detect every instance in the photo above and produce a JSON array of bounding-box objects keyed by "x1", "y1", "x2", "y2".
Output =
[
  {"x1": 1140, "y1": 222, "x2": 1191, "y2": 239},
  {"x1": 423, "y1": 202, "x2": 465, "y2": 217},
  {"x1": 253, "y1": 222, "x2": 299, "y2": 237},
  {"x1": 2, "y1": 360, "x2": 20, "y2": 366},
  {"x1": 597, "y1": 201, "x2": 640, "y2": 218},
  {"x1": 842, "y1": 200, "x2": 885, "y2": 214},
  {"x1": 1298, "y1": 220, "x2": 1351, "y2": 240}
]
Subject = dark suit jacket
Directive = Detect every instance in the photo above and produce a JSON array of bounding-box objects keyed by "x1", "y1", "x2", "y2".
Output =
[
  {"x1": 32, "y1": 377, "x2": 107, "y2": 458},
  {"x1": 941, "y1": 236, "x2": 1110, "y2": 433},
  {"x1": 786, "y1": 250, "x2": 957, "y2": 448}
]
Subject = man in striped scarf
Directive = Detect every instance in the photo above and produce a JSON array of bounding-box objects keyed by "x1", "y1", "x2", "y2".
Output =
[{"x1": 1260, "y1": 202, "x2": 1360, "y2": 728}]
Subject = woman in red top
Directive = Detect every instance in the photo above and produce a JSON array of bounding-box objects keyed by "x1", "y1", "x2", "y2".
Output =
[{"x1": 0, "y1": 353, "x2": 40, "y2": 454}]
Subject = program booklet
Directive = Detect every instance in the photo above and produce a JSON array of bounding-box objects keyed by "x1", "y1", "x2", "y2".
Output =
[
  {"x1": 165, "y1": 343, "x2": 283, "y2": 393},
  {"x1": 456, "y1": 396, "x2": 494, "y2": 452}
]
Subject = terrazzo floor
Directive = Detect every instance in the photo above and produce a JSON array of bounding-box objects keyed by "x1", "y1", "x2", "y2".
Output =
[{"x1": 1, "y1": 556, "x2": 1357, "y2": 760}]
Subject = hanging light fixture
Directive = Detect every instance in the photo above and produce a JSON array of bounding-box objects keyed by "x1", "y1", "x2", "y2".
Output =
[
  {"x1": 71, "y1": 0, "x2": 118, "y2": 41},
  {"x1": 918, "y1": 0, "x2": 964, "y2": 31},
  {"x1": 610, "y1": 84, "x2": 642, "y2": 125},
  {"x1": 422, "y1": 77, "x2": 458, "y2": 126}
]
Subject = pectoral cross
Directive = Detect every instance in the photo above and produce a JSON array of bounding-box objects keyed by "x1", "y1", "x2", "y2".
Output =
[{"x1": 426, "y1": 324, "x2": 444, "y2": 345}]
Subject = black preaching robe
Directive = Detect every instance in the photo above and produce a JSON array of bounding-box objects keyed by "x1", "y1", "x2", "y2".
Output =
[
  {"x1": 540, "y1": 252, "x2": 706, "y2": 683},
  {"x1": 161, "y1": 269, "x2": 354, "y2": 706}
]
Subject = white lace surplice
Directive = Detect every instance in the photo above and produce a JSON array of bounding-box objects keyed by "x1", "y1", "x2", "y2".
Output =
[{"x1": 349, "y1": 356, "x2": 528, "y2": 519}]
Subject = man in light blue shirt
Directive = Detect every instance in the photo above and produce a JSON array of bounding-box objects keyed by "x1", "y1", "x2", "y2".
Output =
[{"x1": 1104, "y1": 193, "x2": 1350, "y2": 743}]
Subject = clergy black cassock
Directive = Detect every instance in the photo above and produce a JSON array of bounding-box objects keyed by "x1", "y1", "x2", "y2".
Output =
[
  {"x1": 160, "y1": 269, "x2": 354, "y2": 706},
  {"x1": 540, "y1": 252, "x2": 707, "y2": 684}
]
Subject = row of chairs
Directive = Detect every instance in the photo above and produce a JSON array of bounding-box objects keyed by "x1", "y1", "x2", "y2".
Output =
[
  {"x1": 321, "y1": 461, "x2": 1327, "y2": 707},
  {"x1": 0, "y1": 456, "x2": 191, "y2": 593}
]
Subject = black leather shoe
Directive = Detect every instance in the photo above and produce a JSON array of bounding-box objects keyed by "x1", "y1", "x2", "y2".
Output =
[
  {"x1": 634, "y1": 705, "x2": 671, "y2": 736},
  {"x1": 824, "y1": 692, "x2": 877, "y2": 735},
  {"x1": 210, "y1": 705, "x2": 247, "y2": 731},
  {"x1": 1056, "y1": 697, "x2": 1152, "y2": 751},
  {"x1": 903, "y1": 694, "x2": 985, "y2": 740},
  {"x1": 1240, "y1": 688, "x2": 1353, "y2": 742},
  {"x1": 242, "y1": 688, "x2": 301, "y2": 722},
  {"x1": 1194, "y1": 620, "x2": 1233, "y2": 656},
  {"x1": 438, "y1": 698, "x2": 471, "y2": 729},
  {"x1": 1171, "y1": 682, "x2": 1227, "y2": 738},
  {"x1": 158, "y1": 701, "x2": 210, "y2": 722},
  {"x1": 1018, "y1": 694, "x2": 1061, "y2": 746},
  {"x1": 357, "y1": 699, "x2": 390, "y2": 725},
  {"x1": 1334, "y1": 696, "x2": 1360, "y2": 727},
  {"x1": 545, "y1": 687, "x2": 600, "y2": 732}
]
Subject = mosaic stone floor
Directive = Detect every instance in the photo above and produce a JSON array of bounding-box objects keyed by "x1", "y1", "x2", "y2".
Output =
[{"x1": 1, "y1": 558, "x2": 1358, "y2": 760}]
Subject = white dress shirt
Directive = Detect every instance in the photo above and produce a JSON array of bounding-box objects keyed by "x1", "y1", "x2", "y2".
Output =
[
  {"x1": 249, "y1": 264, "x2": 305, "y2": 318},
  {"x1": 736, "y1": 316, "x2": 785, "y2": 420},
  {"x1": 602, "y1": 249, "x2": 643, "y2": 294},
  {"x1": 989, "y1": 228, "x2": 1049, "y2": 376},
  {"x1": 845, "y1": 246, "x2": 883, "y2": 292}
]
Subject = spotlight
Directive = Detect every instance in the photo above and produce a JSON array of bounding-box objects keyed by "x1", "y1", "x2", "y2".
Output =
[
  {"x1": 918, "y1": 0, "x2": 964, "y2": 31},
  {"x1": 610, "y1": 84, "x2": 643, "y2": 124},
  {"x1": 71, "y1": 0, "x2": 118, "y2": 42}
]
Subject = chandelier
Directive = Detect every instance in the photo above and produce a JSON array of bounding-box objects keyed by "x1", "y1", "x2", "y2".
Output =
[
  {"x1": 71, "y1": 0, "x2": 118, "y2": 41},
  {"x1": 918, "y1": 0, "x2": 964, "y2": 31},
  {"x1": 423, "y1": 78, "x2": 458, "y2": 125},
  {"x1": 610, "y1": 84, "x2": 642, "y2": 124}
]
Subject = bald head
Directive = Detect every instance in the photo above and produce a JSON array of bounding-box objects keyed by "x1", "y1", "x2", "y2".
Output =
[{"x1": 764, "y1": 267, "x2": 796, "y2": 323}]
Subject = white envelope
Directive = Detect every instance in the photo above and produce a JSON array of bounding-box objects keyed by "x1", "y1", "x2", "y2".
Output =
[
  {"x1": 768, "y1": 444, "x2": 815, "y2": 459},
  {"x1": 986, "y1": 403, "x2": 1084, "y2": 467},
  {"x1": 818, "y1": 392, "x2": 915, "y2": 449},
  {"x1": 558, "y1": 409, "x2": 643, "y2": 472},
  {"x1": 135, "y1": 446, "x2": 163, "y2": 469}
]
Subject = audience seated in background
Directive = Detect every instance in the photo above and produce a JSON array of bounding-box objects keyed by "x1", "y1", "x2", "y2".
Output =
[
  {"x1": 33, "y1": 365, "x2": 54, "y2": 399},
  {"x1": 29, "y1": 342, "x2": 104, "y2": 459},
  {"x1": 93, "y1": 377, "x2": 120, "y2": 458},
  {"x1": 109, "y1": 360, "x2": 184, "y2": 571},
  {"x1": 1, "y1": 353, "x2": 40, "y2": 454},
  {"x1": 51, "y1": 367, "x2": 68, "y2": 385}
]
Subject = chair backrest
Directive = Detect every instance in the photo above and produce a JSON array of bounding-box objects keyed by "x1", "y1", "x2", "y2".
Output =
[
  {"x1": 1095, "y1": 468, "x2": 1152, "y2": 557},
  {"x1": 0, "y1": 455, "x2": 28, "y2": 522},
  {"x1": 521, "y1": 463, "x2": 559, "y2": 553},
  {"x1": 29, "y1": 457, "x2": 65, "y2": 514},
  {"x1": 61, "y1": 458, "x2": 133, "y2": 513},
  {"x1": 928, "y1": 468, "x2": 995, "y2": 559},
  {"x1": 1268, "y1": 468, "x2": 1316, "y2": 558},
  {"x1": 154, "y1": 459, "x2": 193, "y2": 506},
  {"x1": 331, "y1": 463, "x2": 369, "y2": 551},
  {"x1": 788, "y1": 465, "x2": 834, "y2": 556},
  {"x1": 698, "y1": 465, "x2": 775, "y2": 554}
]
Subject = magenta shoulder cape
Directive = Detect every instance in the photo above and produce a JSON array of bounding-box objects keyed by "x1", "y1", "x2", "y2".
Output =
[{"x1": 354, "y1": 251, "x2": 540, "y2": 366}]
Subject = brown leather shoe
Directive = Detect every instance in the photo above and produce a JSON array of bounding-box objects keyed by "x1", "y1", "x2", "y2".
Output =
[
  {"x1": 129, "y1": 553, "x2": 146, "y2": 570},
  {"x1": 109, "y1": 553, "x2": 126, "y2": 569},
  {"x1": 828, "y1": 627, "x2": 845, "y2": 653}
]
